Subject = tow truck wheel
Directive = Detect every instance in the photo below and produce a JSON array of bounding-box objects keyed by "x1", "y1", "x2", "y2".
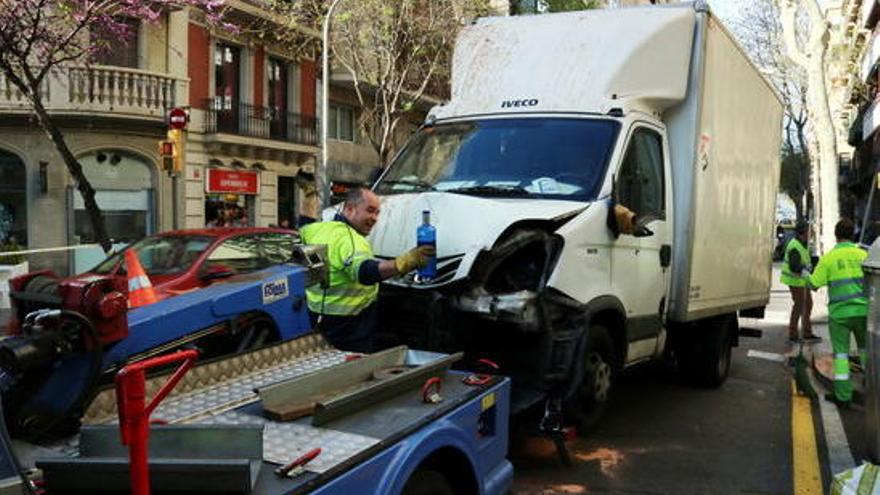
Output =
[
  {"x1": 569, "y1": 324, "x2": 615, "y2": 432},
  {"x1": 401, "y1": 468, "x2": 454, "y2": 495}
]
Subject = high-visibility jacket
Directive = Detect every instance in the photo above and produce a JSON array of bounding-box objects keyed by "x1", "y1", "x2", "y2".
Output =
[
  {"x1": 808, "y1": 242, "x2": 868, "y2": 319},
  {"x1": 781, "y1": 238, "x2": 810, "y2": 287},
  {"x1": 300, "y1": 220, "x2": 378, "y2": 316}
]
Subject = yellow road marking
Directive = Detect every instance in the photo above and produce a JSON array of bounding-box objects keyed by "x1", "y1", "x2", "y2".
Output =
[{"x1": 791, "y1": 380, "x2": 823, "y2": 494}]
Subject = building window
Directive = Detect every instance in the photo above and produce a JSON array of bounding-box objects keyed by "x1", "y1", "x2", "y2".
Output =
[
  {"x1": 214, "y1": 43, "x2": 241, "y2": 132},
  {"x1": 268, "y1": 58, "x2": 288, "y2": 139},
  {"x1": 91, "y1": 18, "x2": 140, "y2": 68},
  {"x1": 73, "y1": 151, "x2": 154, "y2": 244},
  {"x1": 0, "y1": 150, "x2": 27, "y2": 247},
  {"x1": 329, "y1": 105, "x2": 354, "y2": 142}
]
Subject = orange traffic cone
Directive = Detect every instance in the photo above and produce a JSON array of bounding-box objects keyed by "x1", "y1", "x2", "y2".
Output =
[{"x1": 125, "y1": 249, "x2": 158, "y2": 308}]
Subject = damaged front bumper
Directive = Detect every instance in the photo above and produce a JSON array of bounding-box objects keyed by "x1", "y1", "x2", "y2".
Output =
[{"x1": 452, "y1": 290, "x2": 542, "y2": 331}]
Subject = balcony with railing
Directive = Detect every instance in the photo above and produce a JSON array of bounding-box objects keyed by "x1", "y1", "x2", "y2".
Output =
[
  {"x1": 0, "y1": 66, "x2": 187, "y2": 121},
  {"x1": 201, "y1": 98, "x2": 319, "y2": 148}
]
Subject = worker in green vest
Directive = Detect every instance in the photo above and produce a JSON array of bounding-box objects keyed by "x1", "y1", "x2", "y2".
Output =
[
  {"x1": 781, "y1": 221, "x2": 820, "y2": 343},
  {"x1": 300, "y1": 187, "x2": 434, "y2": 352},
  {"x1": 808, "y1": 218, "x2": 867, "y2": 407}
]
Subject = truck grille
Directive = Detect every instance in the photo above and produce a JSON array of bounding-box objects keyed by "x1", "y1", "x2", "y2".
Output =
[{"x1": 378, "y1": 253, "x2": 464, "y2": 287}]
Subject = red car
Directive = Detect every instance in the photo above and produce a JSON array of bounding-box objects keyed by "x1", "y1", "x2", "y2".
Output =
[{"x1": 84, "y1": 227, "x2": 301, "y2": 296}]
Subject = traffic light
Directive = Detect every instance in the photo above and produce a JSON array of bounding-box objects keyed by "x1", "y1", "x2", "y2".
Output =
[
  {"x1": 158, "y1": 139, "x2": 174, "y2": 173},
  {"x1": 158, "y1": 129, "x2": 185, "y2": 176}
]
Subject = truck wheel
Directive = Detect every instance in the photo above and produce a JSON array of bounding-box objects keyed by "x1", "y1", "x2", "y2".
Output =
[
  {"x1": 677, "y1": 314, "x2": 734, "y2": 388},
  {"x1": 569, "y1": 324, "x2": 615, "y2": 432},
  {"x1": 401, "y1": 468, "x2": 454, "y2": 495}
]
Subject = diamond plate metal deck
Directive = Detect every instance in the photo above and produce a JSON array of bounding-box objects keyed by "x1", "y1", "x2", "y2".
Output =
[
  {"x1": 84, "y1": 334, "x2": 338, "y2": 423},
  {"x1": 200, "y1": 411, "x2": 378, "y2": 473},
  {"x1": 80, "y1": 334, "x2": 378, "y2": 475},
  {"x1": 70, "y1": 336, "x2": 469, "y2": 480},
  {"x1": 151, "y1": 350, "x2": 348, "y2": 423}
]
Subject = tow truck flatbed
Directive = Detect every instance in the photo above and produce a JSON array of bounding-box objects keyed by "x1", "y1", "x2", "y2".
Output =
[{"x1": 14, "y1": 334, "x2": 513, "y2": 495}]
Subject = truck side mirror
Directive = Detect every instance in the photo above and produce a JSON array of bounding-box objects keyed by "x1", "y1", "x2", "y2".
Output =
[{"x1": 634, "y1": 225, "x2": 654, "y2": 238}]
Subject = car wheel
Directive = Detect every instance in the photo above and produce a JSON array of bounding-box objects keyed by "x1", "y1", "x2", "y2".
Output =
[
  {"x1": 401, "y1": 469, "x2": 454, "y2": 495},
  {"x1": 569, "y1": 324, "x2": 615, "y2": 432}
]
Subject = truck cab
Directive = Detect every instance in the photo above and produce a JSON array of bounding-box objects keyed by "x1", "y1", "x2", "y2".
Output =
[{"x1": 368, "y1": 110, "x2": 675, "y2": 421}]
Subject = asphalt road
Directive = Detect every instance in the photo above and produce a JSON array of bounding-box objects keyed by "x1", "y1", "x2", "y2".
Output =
[{"x1": 510, "y1": 277, "x2": 826, "y2": 494}]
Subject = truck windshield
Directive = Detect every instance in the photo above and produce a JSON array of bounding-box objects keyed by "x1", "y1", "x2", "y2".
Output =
[{"x1": 374, "y1": 118, "x2": 620, "y2": 201}]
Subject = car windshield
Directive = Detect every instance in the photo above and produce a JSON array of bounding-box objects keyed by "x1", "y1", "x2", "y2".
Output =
[
  {"x1": 374, "y1": 118, "x2": 621, "y2": 201},
  {"x1": 92, "y1": 235, "x2": 214, "y2": 276}
]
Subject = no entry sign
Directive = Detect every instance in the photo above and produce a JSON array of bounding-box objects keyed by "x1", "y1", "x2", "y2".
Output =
[{"x1": 168, "y1": 107, "x2": 188, "y2": 130}]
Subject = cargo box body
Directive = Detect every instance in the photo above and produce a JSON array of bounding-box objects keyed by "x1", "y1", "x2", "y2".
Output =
[{"x1": 665, "y1": 12, "x2": 783, "y2": 322}]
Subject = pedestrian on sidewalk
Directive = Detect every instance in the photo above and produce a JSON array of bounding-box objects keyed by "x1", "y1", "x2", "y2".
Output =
[
  {"x1": 808, "y1": 218, "x2": 868, "y2": 407},
  {"x1": 781, "y1": 221, "x2": 820, "y2": 342}
]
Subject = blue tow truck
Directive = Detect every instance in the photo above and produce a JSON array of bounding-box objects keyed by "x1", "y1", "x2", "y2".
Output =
[{"x1": 0, "y1": 246, "x2": 514, "y2": 495}]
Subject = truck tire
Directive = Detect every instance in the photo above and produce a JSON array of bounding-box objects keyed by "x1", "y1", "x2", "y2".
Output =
[
  {"x1": 568, "y1": 324, "x2": 615, "y2": 432},
  {"x1": 401, "y1": 468, "x2": 454, "y2": 495},
  {"x1": 676, "y1": 314, "x2": 735, "y2": 388}
]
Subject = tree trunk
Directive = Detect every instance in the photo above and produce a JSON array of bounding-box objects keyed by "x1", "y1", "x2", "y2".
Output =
[
  {"x1": 808, "y1": 58, "x2": 839, "y2": 252},
  {"x1": 31, "y1": 98, "x2": 112, "y2": 253},
  {"x1": 777, "y1": 0, "x2": 838, "y2": 252}
]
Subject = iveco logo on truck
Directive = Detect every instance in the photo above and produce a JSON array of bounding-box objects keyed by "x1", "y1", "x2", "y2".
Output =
[{"x1": 501, "y1": 99, "x2": 538, "y2": 108}]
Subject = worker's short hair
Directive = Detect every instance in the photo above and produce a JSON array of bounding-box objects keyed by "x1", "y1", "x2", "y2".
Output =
[
  {"x1": 835, "y1": 218, "x2": 855, "y2": 241},
  {"x1": 794, "y1": 221, "x2": 808, "y2": 234},
  {"x1": 344, "y1": 187, "x2": 368, "y2": 207}
]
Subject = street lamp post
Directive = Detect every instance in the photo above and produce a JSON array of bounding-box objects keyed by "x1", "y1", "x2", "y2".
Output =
[{"x1": 319, "y1": 0, "x2": 345, "y2": 210}]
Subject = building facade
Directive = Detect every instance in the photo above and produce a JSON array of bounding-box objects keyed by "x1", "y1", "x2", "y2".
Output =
[
  {"x1": 0, "y1": 11, "x2": 193, "y2": 274},
  {"x1": 0, "y1": 2, "x2": 320, "y2": 275},
  {"x1": 323, "y1": 78, "x2": 434, "y2": 203},
  {"x1": 839, "y1": 0, "x2": 879, "y2": 235},
  {"x1": 184, "y1": 3, "x2": 320, "y2": 230}
]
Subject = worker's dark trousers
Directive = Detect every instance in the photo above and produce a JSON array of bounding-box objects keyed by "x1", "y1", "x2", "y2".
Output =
[{"x1": 309, "y1": 304, "x2": 377, "y2": 353}]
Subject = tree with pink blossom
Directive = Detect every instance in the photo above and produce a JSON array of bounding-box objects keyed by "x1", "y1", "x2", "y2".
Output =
[{"x1": 0, "y1": 0, "x2": 227, "y2": 252}]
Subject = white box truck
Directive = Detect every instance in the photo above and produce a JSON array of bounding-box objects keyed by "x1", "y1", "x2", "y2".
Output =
[{"x1": 356, "y1": 2, "x2": 782, "y2": 429}]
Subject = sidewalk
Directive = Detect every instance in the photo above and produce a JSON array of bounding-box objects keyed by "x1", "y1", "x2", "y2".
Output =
[{"x1": 767, "y1": 268, "x2": 870, "y2": 472}]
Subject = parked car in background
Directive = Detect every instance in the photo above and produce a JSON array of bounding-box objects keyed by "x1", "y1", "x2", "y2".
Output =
[{"x1": 83, "y1": 227, "x2": 301, "y2": 296}]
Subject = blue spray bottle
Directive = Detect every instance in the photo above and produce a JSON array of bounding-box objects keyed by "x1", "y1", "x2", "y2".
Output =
[{"x1": 417, "y1": 210, "x2": 437, "y2": 281}]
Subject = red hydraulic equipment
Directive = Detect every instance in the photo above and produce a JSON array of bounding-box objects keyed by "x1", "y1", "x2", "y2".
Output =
[
  {"x1": 8, "y1": 271, "x2": 129, "y2": 343},
  {"x1": 115, "y1": 349, "x2": 200, "y2": 495}
]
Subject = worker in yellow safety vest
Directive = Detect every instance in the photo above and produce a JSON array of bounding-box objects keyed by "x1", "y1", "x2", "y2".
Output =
[
  {"x1": 808, "y1": 218, "x2": 867, "y2": 407},
  {"x1": 300, "y1": 187, "x2": 434, "y2": 352},
  {"x1": 780, "y1": 221, "x2": 820, "y2": 343}
]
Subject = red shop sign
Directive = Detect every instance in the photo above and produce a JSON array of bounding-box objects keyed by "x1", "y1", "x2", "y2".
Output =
[{"x1": 206, "y1": 169, "x2": 260, "y2": 194}]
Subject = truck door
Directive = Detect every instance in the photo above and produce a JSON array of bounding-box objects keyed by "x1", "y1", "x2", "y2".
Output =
[{"x1": 615, "y1": 124, "x2": 671, "y2": 360}]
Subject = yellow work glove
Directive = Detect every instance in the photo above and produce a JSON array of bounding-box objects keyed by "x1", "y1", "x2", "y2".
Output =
[{"x1": 394, "y1": 245, "x2": 436, "y2": 274}]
